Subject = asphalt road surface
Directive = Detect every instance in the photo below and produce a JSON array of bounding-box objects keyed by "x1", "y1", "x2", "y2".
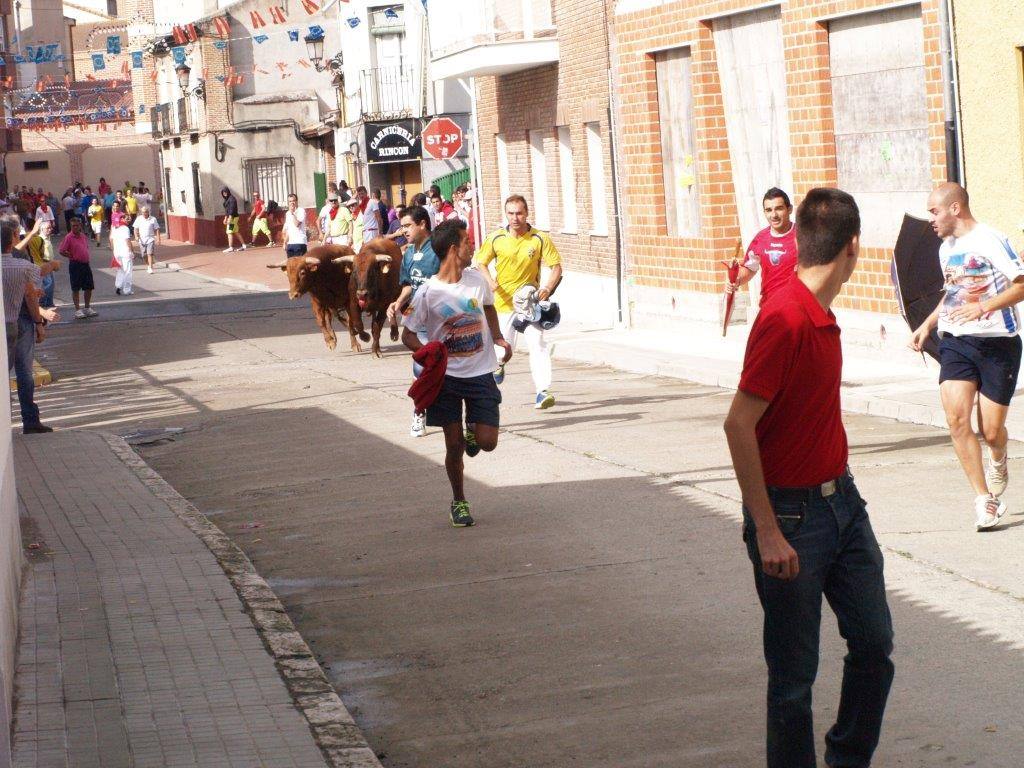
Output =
[{"x1": 30, "y1": 265, "x2": 1024, "y2": 767}]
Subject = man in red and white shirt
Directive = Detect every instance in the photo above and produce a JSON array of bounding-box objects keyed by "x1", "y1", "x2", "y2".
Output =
[
  {"x1": 724, "y1": 188, "x2": 893, "y2": 768},
  {"x1": 728, "y1": 187, "x2": 798, "y2": 303}
]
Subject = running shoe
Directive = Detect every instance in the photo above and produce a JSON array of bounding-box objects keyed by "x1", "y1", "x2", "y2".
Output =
[
  {"x1": 986, "y1": 451, "x2": 1009, "y2": 497},
  {"x1": 410, "y1": 411, "x2": 425, "y2": 438},
  {"x1": 975, "y1": 493, "x2": 1006, "y2": 531},
  {"x1": 493, "y1": 364, "x2": 505, "y2": 385},
  {"x1": 115, "y1": 287, "x2": 121, "y2": 295},
  {"x1": 535, "y1": 390, "x2": 555, "y2": 410},
  {"x1": 223, "y1": 247, "x2": 235, "y2": 253},
  {"x1": 450, "y1": 500, "x2": 474, "y2": 527},
  {"x1": 464, "y1": 427, "x2": 481, "y2": 457},
  {"x1": 75, "y1": 309, "x2": 86, "y2": 320},
  {"x1": 147, "y1": 266, "x2": 154, "y2": 274},
  {"x1": 240, "y1": 243, "x2": 248, "y2": 251},
  {"x1": 84, "y1": 307, "x2": 98, "y2": 317}
]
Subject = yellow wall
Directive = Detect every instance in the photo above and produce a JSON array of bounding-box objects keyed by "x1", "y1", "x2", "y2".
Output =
[{"x1": 955, "y1": 0, "x2": 1024, "y2": 246}]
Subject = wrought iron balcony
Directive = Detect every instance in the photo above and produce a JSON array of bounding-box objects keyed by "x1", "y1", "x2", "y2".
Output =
[{"x1": 359, "y1": 66, "x2": 419, "y2": 120}]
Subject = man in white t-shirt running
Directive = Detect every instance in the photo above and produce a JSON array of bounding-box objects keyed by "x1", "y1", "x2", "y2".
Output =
[
  {"x1": 403, "y1": 219, "x2": 512, "y2": 527},
  {"x1": 911, "y1": 182, "x2": 1024, "y2": 530},
  {"x1": 110, "y1": 219, "x2": 134, "y2": 295},
  {"x1": 132, "y1": 206, "x2": 161, "y2": 273},
  {"x1": 282, "y1": 193, "x2": 308, "y2": 258}
]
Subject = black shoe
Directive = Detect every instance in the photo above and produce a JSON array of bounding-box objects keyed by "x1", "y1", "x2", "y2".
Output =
[
  {"x1": 23, "y1": 424, "x2": 53, "y2": 434},
  {"x1": 464, "y1": 428, "x2": 481, "y2": 458},
  {"x1": 450, "y1": 500, "x2": 474, "y2": 527},
  {"x1": 115, "y1": 287, "x2": 121, "y2": 295}
]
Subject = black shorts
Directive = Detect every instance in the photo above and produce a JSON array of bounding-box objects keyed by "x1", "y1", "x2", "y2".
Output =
[
  {"x1": 68, "y1": 260, "x2": 95, "y2": 292},
  {"x1": 939, "y1": 334, "x2": 1022, "y2": 406},
  {"x1": 286, "y1": 244, "x2": 308, "y2": 258},
  {"x1": 426, "y1": 373, "x2": 502, "y2": 428}
]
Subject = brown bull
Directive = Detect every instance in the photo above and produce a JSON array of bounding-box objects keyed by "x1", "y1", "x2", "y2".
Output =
[
  {"x1": 266, "y1": 245, "x2": 354, "y2": 350},
  {"x1": 336, "y1": 238, "x2": 402, "y2": 357}
]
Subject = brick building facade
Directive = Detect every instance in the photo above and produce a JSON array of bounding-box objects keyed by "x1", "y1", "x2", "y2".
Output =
[
  {"x1": 462, "y1": 0, "x2": 623, "y2": 325},
  {"x1": 612, "y1": 0, "x2": 951, "y2": 327}
]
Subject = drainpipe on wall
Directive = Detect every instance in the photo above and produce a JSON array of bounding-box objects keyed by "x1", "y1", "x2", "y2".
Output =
[
  {"x1": 463, "y1": 76, "x2": 486, "y2": 248},
  {"x1": 938, "y1": 0, "x2": 964, "y2": 184},
  {"x1": 605, "y1": 2, "x2": 629, "y2": 328}
]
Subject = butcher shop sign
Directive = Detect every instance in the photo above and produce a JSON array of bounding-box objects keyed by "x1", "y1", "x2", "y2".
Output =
[{"x1": 365, "y1": 120, "x2": 422, "y2": 163}]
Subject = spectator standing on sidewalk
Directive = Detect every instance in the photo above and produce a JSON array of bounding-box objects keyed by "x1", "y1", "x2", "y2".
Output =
[
  {"x1": 282, "y1": 194, "x2": 308, "y2": 259},
  {"x1": 357, "y1": 186, "x2": 380, "y2": 246},
  {"x1": 250, "y1": 191, "x2": 273, "y2": 247},
  {"x1": 319, "y1": 194, "x2": 352, "y2": 247},
  {"x1": 221, "y1": 187, "x2": 248, "y2": 253},
  {"x1": 474, "y1": 194, "x2": 563, "y2": 410},
  {"x1": 402, "y1": 219, "x2": 512, "y2": 527},
  {"x1": 25, "y1": 219, "x2": 58, "y2": 309},
  {"x1": 3, "y1": 221, "x2": 60, "y2": 433},
  {"x1": 910, "y1": 182, "x2": 1024, "y2": 530},
  {"x1": 724, "y1": 187, "x2": 893, "y2": 768},
  {"x1": 87, "y1": 196, "x2": 104, "y2": 247},
  {"x1": 124, "y1": 188, "x2": 139, "y2": 228},
  {"x1": 133, "y1": 206, "x2": 161, "y2": 274},
  {"x1": 61, "y1": 189, "x2": 76, "y2": 230},
  {"x1": 728, "y1": 188, "x2": 798, "y2": 304},
  {"x1": 59, "y1": 217, "x2": 97, "y2": 319}
]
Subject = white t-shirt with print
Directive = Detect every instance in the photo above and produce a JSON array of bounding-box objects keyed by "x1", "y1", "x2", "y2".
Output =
[
  {"x1": 407, "y1": 267, "x2": 497, "y2": 379},
  {"x1": 938, "y1": 223, "x2": 1024, "y2": 338},
  {"x1": 283, "y1": 207, "x2": 308, "y2": 246}
]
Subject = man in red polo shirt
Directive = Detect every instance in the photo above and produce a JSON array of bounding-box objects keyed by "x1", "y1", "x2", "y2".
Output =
[
  {"x1": 727, "y1": 187, "x2": 798, "y2": 303},
  {"x1": 724, "y1": 188, "x2": 893, "y2": 768}
]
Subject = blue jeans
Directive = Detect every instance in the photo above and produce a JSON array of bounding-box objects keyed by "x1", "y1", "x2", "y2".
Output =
[
  {"x1": 8, "y1": 314, "x2": 41, "y2": 427},
  {"x1": 742, "y1": 473, "x2": 894, "y2": 768},
  {"x1": 40, "y1": 273, "x2": 55, "y2": 308}
]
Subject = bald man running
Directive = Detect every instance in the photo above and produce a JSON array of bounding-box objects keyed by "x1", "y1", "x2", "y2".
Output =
[{"x1": 911, "y1": 183, "x2": 1024, "y2": 530}]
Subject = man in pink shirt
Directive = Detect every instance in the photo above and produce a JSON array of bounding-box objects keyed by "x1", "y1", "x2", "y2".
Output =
[
  {"x1": 58, "y1": 217, "x2": 97, "y2": 318},
  {"x1": 728, "y1": 187, "x2": 799, "y2": 304}
]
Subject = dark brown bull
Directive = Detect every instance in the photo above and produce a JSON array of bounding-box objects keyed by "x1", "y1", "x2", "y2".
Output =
[
  {"x1": 337, "y1": 237, "x2": 402, "y2": 358},
  {"x1": 266, "y1": 245, "x2": 354, "y2": 350}
]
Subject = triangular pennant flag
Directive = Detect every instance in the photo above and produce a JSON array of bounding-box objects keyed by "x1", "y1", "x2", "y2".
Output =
[
  {"x1": 269, "y1": 6, "x2": 287, "y2": 24},
  {"x1": 254, "y1": 34, "x2": 269, "y2": 44},
  {"x1": 185, "y1": 23, "x2": 200, "y2": 42},
  {"x1": 172, "y1": 25, "x2": 187, "y2": 45},
  {"x1": 214, "y1": 16, "x2": 231, "y2": 37},
  {"x1": 250, "y1": 10, "x2": 267, "y2": 28},
  {"x1": 300, "y1": 0, "x2": 319, "y2": 14}
]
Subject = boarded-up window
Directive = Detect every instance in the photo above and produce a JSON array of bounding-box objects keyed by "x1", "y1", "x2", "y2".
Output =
[
  {"x1": 655, "y1": 47, "x2": 700, "y2": 237},
  {"x1": 830, "y1": 5, "x2": 930, "y2": 247},
  {"x1": 713, "y1": 7, "x2": 794, "y2": 245}
]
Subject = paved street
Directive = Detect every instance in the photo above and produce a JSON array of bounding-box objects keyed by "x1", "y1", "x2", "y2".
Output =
[{"x1": 22, "y1": 265, "x2": 1024, "y2": 766}]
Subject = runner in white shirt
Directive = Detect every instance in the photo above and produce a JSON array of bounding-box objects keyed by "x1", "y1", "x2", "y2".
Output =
[
  {"x1": 109, "y1": 221, "x2": 134, "y2": 295},
  {"x1": 282, "y1": 193, "x2": 308, "y2": 258},
  {"x1": 403, "y1": 218, "x2": 512, "y2": 528},
  {"x1": 132, "y1": 206, "x2": 161, "y2": 273}
]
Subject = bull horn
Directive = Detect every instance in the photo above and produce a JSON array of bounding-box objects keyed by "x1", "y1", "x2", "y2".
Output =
[
  {"x1": 375, "y1": 254, "x2": 393, "y2": 263},
  {"x1": 332, "y1": 255, "x2": 355, "y2": 264},
  {"x1": 266, "y1": 259, "x2": 287, "y2": 269},
  {"x1": 304, "y1": 256, "x2": 320, "y2": 265}
]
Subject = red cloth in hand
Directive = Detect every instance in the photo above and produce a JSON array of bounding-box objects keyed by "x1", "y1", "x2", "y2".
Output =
[{"x1": 408, "y1": 341, "x2": 448, "y2": 412}]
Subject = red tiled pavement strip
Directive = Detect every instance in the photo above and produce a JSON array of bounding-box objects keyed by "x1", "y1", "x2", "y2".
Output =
[{"x1": 159, "y1": 239, "x2": 289, "y2": 292}]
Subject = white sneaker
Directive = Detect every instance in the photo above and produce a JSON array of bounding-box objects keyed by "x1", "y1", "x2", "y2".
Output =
[
  {"x1": 147, "y1": 266, "x2": 153, "y2": 274},
  {"x1": 75, "y1": 309, "x2": 86, "y2": 319},
  {"x1": 410, "y1": 411, "x2": 425, "y2": 438},
  {"x1": 84, "y1": 307, "x2": 98, "y2": 317},
  {"x1": 223, "y1": 247, "x2": 235, "y2": 253},
  {"x1": 986, "y1": 451, "x2": 1009, "y2": 497},
  {"x1": 240, "y1": 243, "x2": 248, "y2": 251},
  {"x1": 975, "y1": 494, "x2": 1006, "y2": 531}
]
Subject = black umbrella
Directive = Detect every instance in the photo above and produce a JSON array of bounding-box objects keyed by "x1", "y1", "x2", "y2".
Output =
[{"x1": 891, "y1": 213, "x2": 944, "y2": 361}]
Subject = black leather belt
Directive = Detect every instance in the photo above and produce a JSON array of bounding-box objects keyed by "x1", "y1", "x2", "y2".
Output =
[{"x1": 767, "y1": 469, "x2": 852, "y2": 503}]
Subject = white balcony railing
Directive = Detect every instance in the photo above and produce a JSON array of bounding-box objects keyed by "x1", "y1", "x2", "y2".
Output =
[
  {"x1": 359, "y1": 66, "x2": 419, "y2": 119},
  {"x1": 428, "y1": 0, "x2": 556, "y2": 75}
]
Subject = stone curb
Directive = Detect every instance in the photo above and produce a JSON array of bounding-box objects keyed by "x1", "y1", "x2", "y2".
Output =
[
  {"x1": 100, "y1": 432, "x2": 382, "y2": 768},
  {"x1": 166, "y1": 262, "x2": 284, "y2": 294}
]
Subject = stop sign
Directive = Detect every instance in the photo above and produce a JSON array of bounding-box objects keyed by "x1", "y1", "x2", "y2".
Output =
[{"x1": 422, "y1": 117, "x2": 464, "y2": 160}]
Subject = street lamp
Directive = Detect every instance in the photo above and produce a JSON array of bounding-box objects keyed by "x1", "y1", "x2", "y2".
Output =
[
  {"x1": 305, "y1": 33, "x2": 326, "y2": 70},
  {"x1": 175, "y1": 63, "x2": 206, "y2": 101}
]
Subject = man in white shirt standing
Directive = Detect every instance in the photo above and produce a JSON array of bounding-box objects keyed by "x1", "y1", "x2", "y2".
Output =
[
  {"x1": 911, "y1": 182, "x2": 1024, "y2": 530},
  {"x1": 133, "y1": 206, "x2": 161, "y2": 273},
  {"x1": 282, "y1": 194, "x2": 308, "y2": 258}
]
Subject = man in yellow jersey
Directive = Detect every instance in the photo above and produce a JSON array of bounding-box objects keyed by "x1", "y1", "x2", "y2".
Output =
[{"x1": 474, "y1": 194, "x2": 563, "y2": 409}]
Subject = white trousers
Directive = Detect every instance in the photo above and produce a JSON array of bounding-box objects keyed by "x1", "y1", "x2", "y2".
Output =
[
  {"x1": 498, "y1": 312, "x2": 552, "y2": 393},
  {"x1": 114, "y1": 252, "x2": 133, "y2": 294}
]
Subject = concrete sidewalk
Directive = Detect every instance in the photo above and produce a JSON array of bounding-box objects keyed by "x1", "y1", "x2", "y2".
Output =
[
  {"x1": 158, "y1": 240, "x2": 288, "y2": 293},
  {"x1": 11, "y1": 431, "x2": 379, "y2": 768},
  {"x1": 548, "y1": 314, "x2": 1002, "y2": 434}
]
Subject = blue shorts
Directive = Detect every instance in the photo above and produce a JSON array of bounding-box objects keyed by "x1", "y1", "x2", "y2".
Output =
[
  {"x1": 425, "y1": 373, "x2": 502, "y2": 428},
  {"x1": 286, "y1": 244, "x2": 308, "y2": 258},
  {"x1": 939, "y1": 334, "x2": 1022, "y2": 406}
]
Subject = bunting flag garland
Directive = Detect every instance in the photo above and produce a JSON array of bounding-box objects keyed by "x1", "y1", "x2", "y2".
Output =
[
  {"x1": 91, "y1": 53, "x2": 106, "y2": 71},
  {"x1": 171, "y1": 46, "x2": 186, "y2": 65},
  {"x1": 107, "y1": 35, "x2": 122, "y2": 55},
  {"x1": 184, "y1": 23, "x2": 200, "y2": 42},
  {"x1": 288, "y1": 29, "x2": 299, "y2": 41},
  {"x1": 131, "y1": 51, "x2": 143, "y2": 68},
  {"x1": 172, "y1": 25, "x2": 188, "y2": 45},
  {"x1": 250, "y1": 10, "x2": 267, "y2": 28},
  {"x1": 308, "y1": 25, "x2": 325, "y2": 38},
  {"x1": 301, "y1": 0, "x2": 320, "y2": 14},
  {"x1": 214, "y1": 41, "x2": 228, "y2": 50},
  {"x1": 346, "y1": 16, "x2": 360, "y2": 28},
  {"x1": 269, "y1": 6, "x2": 287, "y2": 24},
  {"x1": 214, "y1": 16, "x2": 231, "y2": 37},
  {"x1": 254, "y1": 34, "x2": 269, "y2": 44}
]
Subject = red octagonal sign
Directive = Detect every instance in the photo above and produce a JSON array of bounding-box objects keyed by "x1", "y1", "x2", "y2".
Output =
[{"x1": 422, "y1": 117, "x2": 464, "y2": 160}]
